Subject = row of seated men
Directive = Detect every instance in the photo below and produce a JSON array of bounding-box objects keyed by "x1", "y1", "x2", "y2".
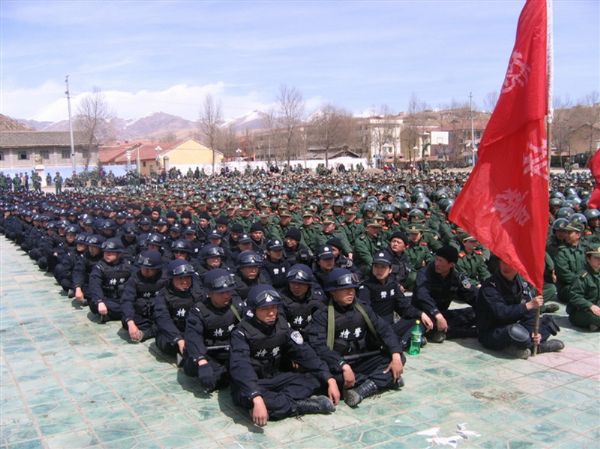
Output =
[{"x1": 7, "y1": 213, "x2": 599, "y2": 426}]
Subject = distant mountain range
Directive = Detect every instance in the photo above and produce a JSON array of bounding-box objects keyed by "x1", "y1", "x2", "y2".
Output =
[{"x1": 2, "y1": 110, "x2": 272, "y2": 141}]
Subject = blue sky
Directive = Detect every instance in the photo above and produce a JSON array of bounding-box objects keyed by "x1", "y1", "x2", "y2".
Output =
[{"x1": 1, "y1": 0, "x2": 598, "y2": 122}]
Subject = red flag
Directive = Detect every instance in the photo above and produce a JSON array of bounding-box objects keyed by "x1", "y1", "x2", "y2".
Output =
[
  {"x1": 449, "y1": 0, "x2": 548, "y2": 291},
  {"x1": 588, "y1": 149, "x2": 600, "y2": 209}
]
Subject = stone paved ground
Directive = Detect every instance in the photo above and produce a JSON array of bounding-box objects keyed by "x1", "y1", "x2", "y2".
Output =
[{"x1": 1, "y1": 235, "x2": 599, "y2": 449}]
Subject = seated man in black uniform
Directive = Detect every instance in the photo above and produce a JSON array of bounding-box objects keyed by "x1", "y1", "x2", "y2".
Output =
[
  {"x1": 358, "y1": 251, "x2": 431, "y2": 349},
  {"x1": 154, "y1": 260, "x2": 204, "y2": 358},
  {"x1": 412, "y1": 245, "x2": 478, "y2": 342},
  {"x1": 183, "y1": 269, "x2": 245, "y2": 392},
  {"x1": 229, "y1": 285, "x2": 340, "y2": 427},
  {"x1": 121, "y1": 250, "x2": 166, "y2": 342},
  {"x1": 476, "y1": 258, "x2": 564, "y2": 359},
  {"x1": 308, "y1": 268, "x2": 405, "y2": 408},
  {"x1": 88, "y1": 237, "x2": 133, "y2": 321},
  {"x1": 278, "y1": 264, "x2": 326, "y2": 337}
]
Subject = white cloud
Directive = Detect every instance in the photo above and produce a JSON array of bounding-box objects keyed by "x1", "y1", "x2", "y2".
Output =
[{"x1": 2, "y1": 82, "x2": 314, "y2": 123}]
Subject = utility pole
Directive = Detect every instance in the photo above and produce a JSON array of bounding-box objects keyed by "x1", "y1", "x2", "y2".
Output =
[
  {"x1": 65, "y1": 76, "x2": 76, "y2": 174},
  {"x1": 469, "y1": 92, "x2": 476, "y2": 167}
]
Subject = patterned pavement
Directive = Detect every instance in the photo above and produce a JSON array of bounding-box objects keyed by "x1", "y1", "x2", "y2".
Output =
[{"x1": 1, "y1": 235, "x2": 599, "y2": 449}]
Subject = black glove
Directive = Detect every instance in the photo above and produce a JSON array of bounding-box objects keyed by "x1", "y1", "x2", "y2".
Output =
[{"x1": 197, "y1": 363, "x2": 216, "y2": 391}]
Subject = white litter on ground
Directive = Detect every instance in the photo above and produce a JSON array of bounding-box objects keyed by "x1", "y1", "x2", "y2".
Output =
[{"x1": 414, "y1": 423, "x2": 481, "y2": 448}]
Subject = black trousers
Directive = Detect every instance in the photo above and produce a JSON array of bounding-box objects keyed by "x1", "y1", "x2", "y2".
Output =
[{"x1": 232, "y1": 371, "x2": 321, "y2": 420}]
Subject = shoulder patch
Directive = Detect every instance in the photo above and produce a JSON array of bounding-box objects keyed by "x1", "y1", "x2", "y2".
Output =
[
  {"x1": 290, "y1": 330, "x2": 304, "y2": 345},
  {"x1": 461, "y1": 278, "x2": 472, "y2": 289}
]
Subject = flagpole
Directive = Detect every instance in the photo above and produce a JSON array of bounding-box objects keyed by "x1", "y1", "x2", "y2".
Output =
[
  {"x1": 546, "y1": 0, "x2": 554, "y2": 172},
  {"x1": 534, "y1": 0, "x2": 553, "y2": 357}
]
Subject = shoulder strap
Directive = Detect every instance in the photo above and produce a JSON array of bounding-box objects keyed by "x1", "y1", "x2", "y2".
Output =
[
  {"x1": 230, "y1": 303, "x2": 242, "y2": 322},
  {"x1": 354, "y1": 301, "x2": 379, "y2": 341},
  {"x1": 327, "y1": 300, "x2": 335, "y2": 350}
]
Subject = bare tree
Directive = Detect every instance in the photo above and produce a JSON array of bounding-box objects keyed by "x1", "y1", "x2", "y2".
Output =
[
  {"x1": 277, "y1": 85, "x2": 305, "y2": 165},
  {"x1": 218, "y1": 125, "x2": 238, "y2": 160},
  {"x1": 198, "y1": 94, "x2": 222, "y2": 174},
  {"x1": 309, "y1": 104, "x2": 354, "y2": 167},
  {"x1": 403, "y1": 93, "x2": 426, "y2": 163},
  {"x1": 75, "y1": 87, "x2": 113, "y2": 169},
  {"x1": 262, "y1": 108, "x2": 278, "y2": 162},
  {"x1": 552, "y1": 95, "x2": 574, "y2": 157}
]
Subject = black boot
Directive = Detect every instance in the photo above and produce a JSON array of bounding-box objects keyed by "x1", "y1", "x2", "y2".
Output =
[
  {"x1": 538, "y1": 339, "x2": 564, "y2": 353},
  {"x1": 344, "y1": 379, "x2": 378, "y2": 407},
  {"x1": 294, "y1": 395, "x2": 335, "y2": 415}
]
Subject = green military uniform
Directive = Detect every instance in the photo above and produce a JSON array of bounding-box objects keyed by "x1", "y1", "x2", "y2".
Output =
[
  {"x1": 315, "y1": 226, "x2": 353, "y2": 256},
  {"x1": 566, "y1": 247, "x2": 600, "y2": 330},
  {"x1": 53, "y1": 173, "x2": 62, "y2": 194},
  {"x1": 455, "y1": 249, "x2": 491, "y2": 286},
  {"x1": 582, "y1": 228, "x2": 600, "y2": 251},
  {"x1": 301, "y1": 223, "x2": 320, "y2": 253},
  {"x1": 353, "y1": 223, "x2": 385, "y2": 274},
  {"x1": 543, "y1": 252, "x2": 558, "y2": 302},
  {"x1": 546, "y1": 235, "x2": 566, "y2": 259},
  {"x1": 421, "y1": 228, "x2": 443, "y2": 251},
  {"x1": 554, "y1": 243, "x2": 586, "y2": 302},
  {"x1": 340, "y1": 221, "x2": 364, "y2": 249}
]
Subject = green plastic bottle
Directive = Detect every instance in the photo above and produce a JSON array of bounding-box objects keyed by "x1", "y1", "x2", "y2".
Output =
[{"x1": 407, "y1": 320, "x2": 422, "y2": 355}]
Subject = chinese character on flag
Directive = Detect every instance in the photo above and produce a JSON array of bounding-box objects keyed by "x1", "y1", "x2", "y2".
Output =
[
  {"x1": 588, "y1": 149, "x2": 600, "y2": 209},
  {"x1": 449, "y1": 0, "x2": 548, "y2": 291}
]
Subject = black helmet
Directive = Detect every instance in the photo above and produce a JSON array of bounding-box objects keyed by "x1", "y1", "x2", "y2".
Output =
[
  {"x1": 584, "y1": 209, "x2": 600, "y2": 221},
  {"x1": 100, "y1": 219, "x2": 117, "y2": 230},
  {"x1": 136, "y1": 250, "x2": 163, "y2": 269},
  {"x1": 238, "y1": 251, "x2": 263, "y2": 267},
  {"x1": 204, "y1": 268, "x2": 236, "y2": 292},
  {"x1": 146, "y1": 233, "x2": 165, "y2": 246},
  {"x1": 408, "y1": 209, "x2": 425, "y2": 221},
  {"x1": 286, "y1": 264, "x2": 315, "y2": 284},
  {"x1": 201, "y1": 244, "x2": 225, "y2": 259},
  {"x1": 552, "y1": 217, "x2": 569, "y2": 231},
  {"x1": 138, "y1": 217, "x2": 151, "y2": 226},
  {"x1": 122, "y1": 224, "x2": 137, "y2": 236},
  {"x1": 75, "y1": 234, "x2": 88, "y2": 245},
  {"x1": 65, "y1": 224, "x2": 80, "y2": 234},
  {"x1": 555, "y1": 207, "x2": 574, "y2": 220},
  {"x1": 325, "y1": 268, "x2": 358, "y2": 292},
  {"x1": 170, "y1": 239, "x2": 192, "y2": 253},
  {"x1": 102, "y1": 237, "x2": 125, "y2": 253},
  {"x1": 168, "y1": 259, "x2": 195, "y2": 277},
  {"x1": 247, "y1": 285, "x2": 282, "y2": 309},
  {"x1": 86, "y1": 234, "x2": 105, "y2": 248}
]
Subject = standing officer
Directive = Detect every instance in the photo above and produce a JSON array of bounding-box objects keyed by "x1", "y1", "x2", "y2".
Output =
[
  {"x1": 229, "y1": 285, "x2": 340, "y2": 426},
  {"x1": 183, "y1": 269, "x2": 245, "y2": 391},
  {"x1": 308, "y1": 268, "x2": 405, "y2": 408},
  {"x1": 54, "y1": 172, "x2": 63, "y2": 195}
]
